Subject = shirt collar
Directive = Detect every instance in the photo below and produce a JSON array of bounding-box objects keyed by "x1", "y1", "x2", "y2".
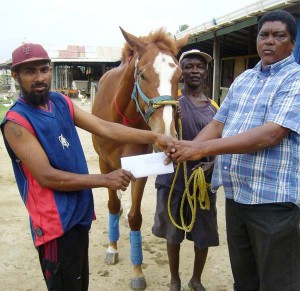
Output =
[{"x1": 254, "y1": 54, "x2": 295, "y2": 73}]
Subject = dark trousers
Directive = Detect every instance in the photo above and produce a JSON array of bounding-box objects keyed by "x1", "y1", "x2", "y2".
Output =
[
  {"x1": 226, "y1": 199, "x2": 300, "y2": 291},
  {"x1": 37, "y1": 225, "x2": 89, "y2": 291}
]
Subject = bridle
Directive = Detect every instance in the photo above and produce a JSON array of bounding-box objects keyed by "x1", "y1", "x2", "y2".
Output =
[{"x1": 131, "y1": 60, "x2": 179, "y2": 124}]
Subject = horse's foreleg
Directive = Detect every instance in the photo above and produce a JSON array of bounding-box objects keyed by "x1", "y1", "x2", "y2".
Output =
[
  {"x1": 106, "y1": 188, "x2": 122, "y2": 265},
  {"x1": 128, "y1": 178, "x2": 147, "y2": 289},
  {"x1": 125, "y1": 190, "x2": 132, "y2": 227},
  {"x1": 99, "y1": 158, "x2": 124, "y2": 265}
]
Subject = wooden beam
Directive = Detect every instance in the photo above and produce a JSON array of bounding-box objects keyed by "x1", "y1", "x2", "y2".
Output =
[
  {"x1": 216, "y1": 17, "x2": 258, "y2": 36},
  {"x1": 187, "y1": 32, "x2": 215, "y2": 44},
  {"x1": 188, "y1": 16, "x2": 258, "y2": 44},
  {"x1": 212, "y1": 35, "x2": 220, "y2": 102}
]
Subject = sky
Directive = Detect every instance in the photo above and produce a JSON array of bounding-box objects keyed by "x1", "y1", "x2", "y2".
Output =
[{"x1": 1, "y1": 0, "x2": 256, "y2": 61}]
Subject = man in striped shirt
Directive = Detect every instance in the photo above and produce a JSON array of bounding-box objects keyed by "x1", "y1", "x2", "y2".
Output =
[{"x1": 169, "y1": 9, "x2": 300, "y2": 291}]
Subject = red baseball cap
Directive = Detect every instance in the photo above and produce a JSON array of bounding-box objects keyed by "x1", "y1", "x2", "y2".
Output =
[{"x1": 11, "y1": 43, "x2": 51, "y2": 71}]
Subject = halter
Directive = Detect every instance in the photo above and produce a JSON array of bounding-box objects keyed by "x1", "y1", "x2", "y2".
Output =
[{"x1": 131, "y1": 62, "x2": 179, "y2": 123}]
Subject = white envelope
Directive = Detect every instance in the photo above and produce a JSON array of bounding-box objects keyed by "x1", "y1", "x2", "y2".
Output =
[{"x1": 121, "y1": 152, "x2": 174, "y2": 178}]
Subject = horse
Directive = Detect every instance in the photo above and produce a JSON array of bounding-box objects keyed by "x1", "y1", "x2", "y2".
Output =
[{"x1": 91, "y1": 27, "x2": 188, "y2": 289}]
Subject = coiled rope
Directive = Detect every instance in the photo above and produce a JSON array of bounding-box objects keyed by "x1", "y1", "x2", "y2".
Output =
[{"x1": 167, "y1": 118, "x2": 211, "y2": 232}]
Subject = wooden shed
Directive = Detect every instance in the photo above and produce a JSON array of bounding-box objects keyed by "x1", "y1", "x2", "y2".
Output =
[{"x1": 46, "y1": 45, "x2": 122, "y2": 101}]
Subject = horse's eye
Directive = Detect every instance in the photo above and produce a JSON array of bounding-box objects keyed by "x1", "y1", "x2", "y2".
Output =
[{"x1": 140, "y1": 73, "x2": 146, "y2": 81}]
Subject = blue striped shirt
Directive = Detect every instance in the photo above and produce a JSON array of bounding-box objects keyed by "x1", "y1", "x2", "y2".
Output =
[{"x1": 212, "y1": 54, "x2": 300, "y2": 208}]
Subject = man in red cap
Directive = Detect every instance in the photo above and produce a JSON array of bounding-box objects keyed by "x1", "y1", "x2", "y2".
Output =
[{"x1": 1, "y1": 43, "x2": 174, "y2": 291}]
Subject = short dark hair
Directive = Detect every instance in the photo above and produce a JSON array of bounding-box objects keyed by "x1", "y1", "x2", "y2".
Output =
[{"x1": 257, "y1": 9, "x2": 297, "y2": 41}]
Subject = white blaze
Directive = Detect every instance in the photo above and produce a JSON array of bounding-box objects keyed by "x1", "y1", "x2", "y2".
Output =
[{"x1": 153, "y1": 53, "x2": 177, "y2": 136}]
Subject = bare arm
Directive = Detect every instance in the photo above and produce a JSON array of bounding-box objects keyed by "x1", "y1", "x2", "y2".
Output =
[
  {"x1": 4, "y1": 121, "x2": 134, "y2": 191},
  {"x1": 170, "y1": 122, "x2": 290, "y2": 162},
  {"x1": 73, "y1": 102, "x2": 175, "y2": 149},
  {"x1": 194, "y1": 119, "x2": 224, "y2": 142},
  {"x1": 191, "y1": 121, "x2": 224, "y2": 174}
]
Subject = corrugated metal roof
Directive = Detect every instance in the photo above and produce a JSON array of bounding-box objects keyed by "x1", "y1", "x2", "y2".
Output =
[
  {"x1": 175, "y1": 0, "x2": 300, "y2": 40},
  {"x1": 175, "y1": 0, "x2": 300, "y2": 58}
]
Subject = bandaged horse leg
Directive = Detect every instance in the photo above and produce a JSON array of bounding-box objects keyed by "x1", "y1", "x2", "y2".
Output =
[
  {"x1": 105, "y1": 212, "x2": 120, "y2": 264},
  {"x1": 130, "y1": 230, "x2": 146, "y2": 289},
  {"x1": 127, "y1": 178, "x2": 147, "y2": 289}
]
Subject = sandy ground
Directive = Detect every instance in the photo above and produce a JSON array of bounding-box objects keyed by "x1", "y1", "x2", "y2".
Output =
[{"x1": 0, "y1": 100, "x2": 233, "y2": 291}]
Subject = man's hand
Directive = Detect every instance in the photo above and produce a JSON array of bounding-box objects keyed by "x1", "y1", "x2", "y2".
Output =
[
  {"x1": 104, "y1": 169, "x2": 135, "y2": 191},
  {"x1": 166, "y1": 140, "x2": 205, "y2": 163},
  {"x1": 155, "y1": 133, "x2": 177, "y2": 152}
]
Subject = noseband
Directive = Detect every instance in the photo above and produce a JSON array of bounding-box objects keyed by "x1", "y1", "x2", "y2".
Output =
[{"x1": 131, "y1": 62, "x2": 178, "y2": 123}]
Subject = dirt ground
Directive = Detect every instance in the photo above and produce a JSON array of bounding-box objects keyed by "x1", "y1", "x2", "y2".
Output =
[{"x1": 0, "y1": 99, "x2": 234, "y2": 291}]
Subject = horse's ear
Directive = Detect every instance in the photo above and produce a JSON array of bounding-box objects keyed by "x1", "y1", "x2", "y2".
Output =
[
  {"x1": 119, "y1": 26, "x2": 146, "y2": 56},
  {"x1": 176, "y1": 34, "x2": 190, "y2": 51}
]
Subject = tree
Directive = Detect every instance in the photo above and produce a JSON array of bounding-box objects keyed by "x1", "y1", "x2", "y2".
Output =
[{"x1": 177, "y1": 24, "x2": 189, "y2": 33}]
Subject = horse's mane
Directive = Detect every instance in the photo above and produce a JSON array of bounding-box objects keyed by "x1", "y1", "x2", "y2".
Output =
[{"x1": 121, "y1": 28, "x2": 179, "y2": 62}]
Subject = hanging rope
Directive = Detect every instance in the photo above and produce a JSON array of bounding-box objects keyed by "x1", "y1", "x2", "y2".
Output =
[{"x1": 167, "y1": 118, "x2": 211, "y2": 232}]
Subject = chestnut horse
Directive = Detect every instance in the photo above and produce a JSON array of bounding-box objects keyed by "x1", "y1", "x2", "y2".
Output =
[{"x1": 92, "y1": 27, "x2": 188, "y2": 289}]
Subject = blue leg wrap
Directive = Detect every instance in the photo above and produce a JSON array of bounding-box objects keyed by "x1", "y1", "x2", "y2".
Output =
[
  {"x1": 130, "y1": 230, "x2": 143, "y2": 265},
  {"x1": 108, "y1": 213, "x2": 120, "y2": 242}
]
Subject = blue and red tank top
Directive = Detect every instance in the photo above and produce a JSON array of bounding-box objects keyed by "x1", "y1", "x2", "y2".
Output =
[{"x1": 1, "y1": 92, "x2": 94, "y2": 246}]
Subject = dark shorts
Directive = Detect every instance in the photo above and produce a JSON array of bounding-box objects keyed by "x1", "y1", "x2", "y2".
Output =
[
  {"x1": 152, "y1": 186, "x2": 219, "y2": 249},
  {"x1": 226, "y1": 198, "x2": 300, "y2": 291},
  {"x1": 37, "y1": 225, "x2": 89, "y2": 291}
]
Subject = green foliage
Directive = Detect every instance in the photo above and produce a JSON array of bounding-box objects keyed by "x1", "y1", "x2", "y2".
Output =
[
  {"x1": 0, "y1": 99, "x2": 16, "y2": 121},
  {"x1": 0, "y1": 105, "x2": 9, "y2": 121},
  {"x1": 177, "y1": 24, "x2": 189, "y2": 33}
]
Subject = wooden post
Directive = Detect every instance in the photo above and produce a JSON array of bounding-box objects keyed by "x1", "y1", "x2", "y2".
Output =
[{"x1": 212, "y1": 35, "x2": 220, "y2": 104}]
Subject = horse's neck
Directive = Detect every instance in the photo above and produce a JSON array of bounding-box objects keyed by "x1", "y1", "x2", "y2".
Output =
[{"x1": 114, "y1": 57, "x2": 137, "y2": 111}]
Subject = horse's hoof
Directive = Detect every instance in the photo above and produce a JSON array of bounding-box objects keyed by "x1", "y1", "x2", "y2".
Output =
[
  {"x1": 131, "y1": 276, "x2": 147, "y2": 290},
  {"x1": 105, "y1": 251, "x2": 119, "y2": 265}
]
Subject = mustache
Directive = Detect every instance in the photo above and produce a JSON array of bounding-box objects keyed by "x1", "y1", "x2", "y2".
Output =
[{"x1": 32, "y1": 82, "x2": 48, "y2": 89}]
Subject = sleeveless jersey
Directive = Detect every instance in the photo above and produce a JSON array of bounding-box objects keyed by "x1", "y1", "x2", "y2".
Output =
[{"x1": 1, "y1": 92, "x2": 94, "y2": 246}]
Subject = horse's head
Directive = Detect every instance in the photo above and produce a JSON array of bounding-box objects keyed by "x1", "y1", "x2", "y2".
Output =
[{"x1": 120, "y1": 27, "x2": 189, "y2": 144}]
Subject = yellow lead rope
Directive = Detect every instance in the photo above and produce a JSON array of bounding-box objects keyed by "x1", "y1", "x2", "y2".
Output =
[{"x1": 167, "y1": 119, "x2": 211, "y2": 232}]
